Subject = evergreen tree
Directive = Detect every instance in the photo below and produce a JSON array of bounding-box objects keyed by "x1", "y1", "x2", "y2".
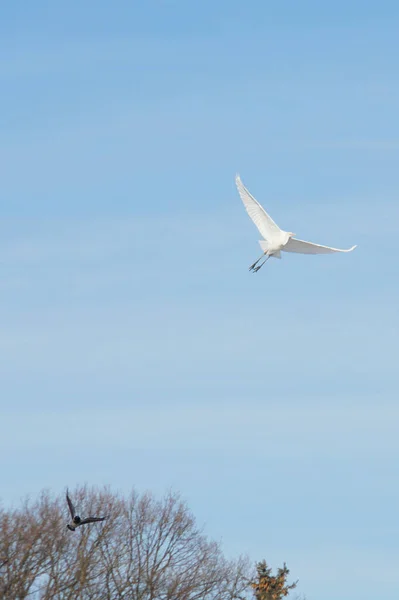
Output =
[{"x1": 251, "y1": 560, "x2": 298, "y2": 600}]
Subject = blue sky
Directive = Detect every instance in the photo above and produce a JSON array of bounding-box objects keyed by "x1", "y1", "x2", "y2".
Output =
[{"x1": 1, "y1": 1, "x2": 399, "y2": 598}]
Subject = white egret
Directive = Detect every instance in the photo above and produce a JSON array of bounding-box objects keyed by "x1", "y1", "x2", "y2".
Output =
[{"x1": 235, "y1": 175, "x2": 357, "y2": 272}]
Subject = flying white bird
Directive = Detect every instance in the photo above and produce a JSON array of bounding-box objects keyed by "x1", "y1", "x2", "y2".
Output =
[{"x1": 235, "y1": 175, "x2": 357, "y2": 272}]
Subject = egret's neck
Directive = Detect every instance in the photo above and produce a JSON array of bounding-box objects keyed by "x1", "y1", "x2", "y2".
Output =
[{"x1": 281, "y1": 231, "x2": 293, "y2": 245}]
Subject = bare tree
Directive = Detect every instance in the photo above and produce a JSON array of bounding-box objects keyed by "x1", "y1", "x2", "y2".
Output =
[{"x1": 0, "y1": 486, "x2": 252, "y2": 600}]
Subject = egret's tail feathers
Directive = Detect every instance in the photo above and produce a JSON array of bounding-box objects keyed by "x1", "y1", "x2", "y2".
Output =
[{"x1": 258, "y1": 241, "x2": 281, "y2": 259}]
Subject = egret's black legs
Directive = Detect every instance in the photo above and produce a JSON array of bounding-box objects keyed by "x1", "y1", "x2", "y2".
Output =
[
  {"x1": 252, "y1": 254, "x2": 270, "y2": 272},
  {"x1": 249, "y1": 253, "x2": 267, "y2": 272}
]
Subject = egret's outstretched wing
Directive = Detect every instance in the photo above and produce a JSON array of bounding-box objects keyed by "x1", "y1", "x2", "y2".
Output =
[
  {"x1": 235, "y1": 175, "x2": 281, "y2": 241},
  {"x1": 283, "y1": 237, "x2": 357, "y2": 255},
  {"x1": 66, "y1": 490, "x2": 75, "y2": 519}
]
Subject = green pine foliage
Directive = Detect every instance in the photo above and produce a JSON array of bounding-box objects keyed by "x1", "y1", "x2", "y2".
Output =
[{"x1": 251, "y1": 560, "x2": 298, "y2": 600}]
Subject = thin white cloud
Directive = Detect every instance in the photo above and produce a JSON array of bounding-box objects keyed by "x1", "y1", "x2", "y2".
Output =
[
  {"x1": 301, "y1": 139, "x2": 399, "y2": 150},
  {"x1": 2, "y1": 397, "x2": 399, "y2": 459}
]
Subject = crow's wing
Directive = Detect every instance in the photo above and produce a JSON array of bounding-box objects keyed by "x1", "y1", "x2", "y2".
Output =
[
  {"x1": 66, "y1": 490, "x2": 75, "y2": 519},
  {"x1": 235, "y1": 175, "x2": 282, "y2": 242},
  {"x1": 80, "y1": 516, "x2": 107, "y2": 525},
  {"x1": 283, "y1": 237, "x2": 357, "y2": 255}
]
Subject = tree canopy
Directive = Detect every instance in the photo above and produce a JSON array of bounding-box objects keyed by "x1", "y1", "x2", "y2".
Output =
[
  {"x1": 0, "y1": 486, "x2": 300, "y2": 600},
  {"x1": 0, "y1": 486, "x2": 251, "y2": 600}
]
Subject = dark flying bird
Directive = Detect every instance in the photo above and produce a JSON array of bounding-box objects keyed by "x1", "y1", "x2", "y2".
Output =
[{"x1": 66, "y1": 490, "x2": 107, "y2": 532}]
